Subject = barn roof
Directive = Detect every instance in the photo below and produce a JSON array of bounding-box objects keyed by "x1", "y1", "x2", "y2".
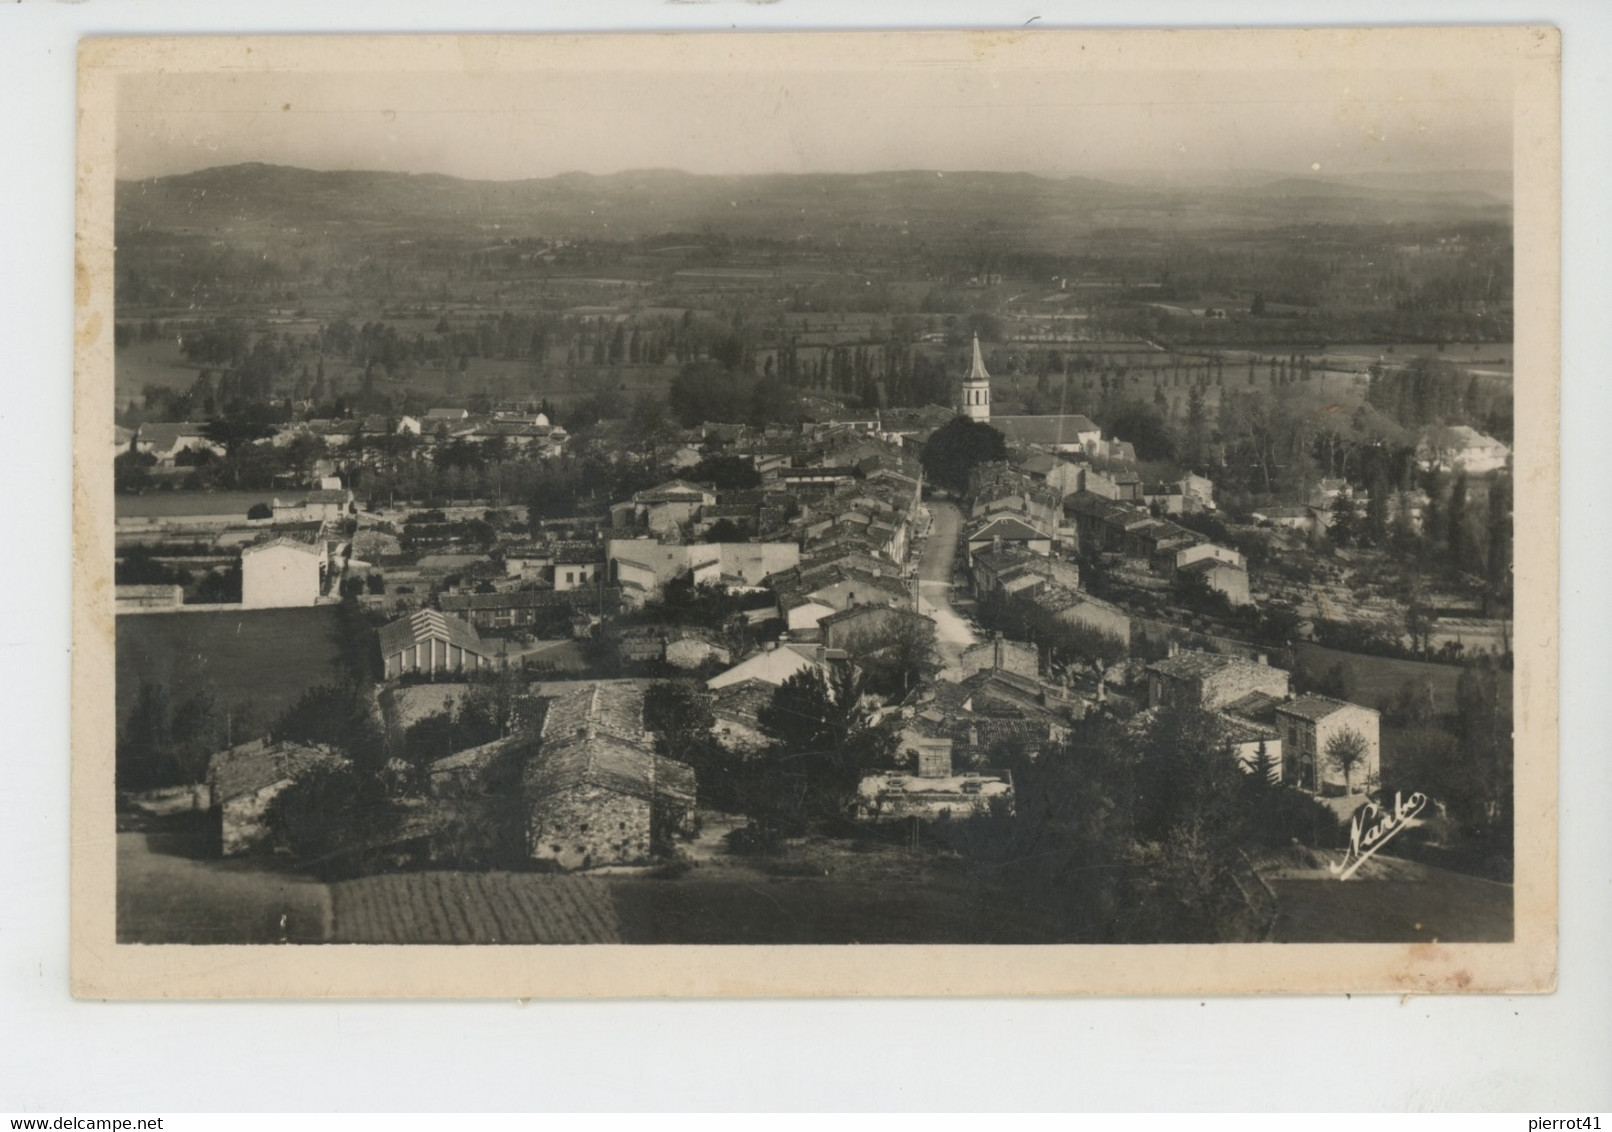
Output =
[{"x1": 377, "y1": 608, "x2": 486, "y2": 657}]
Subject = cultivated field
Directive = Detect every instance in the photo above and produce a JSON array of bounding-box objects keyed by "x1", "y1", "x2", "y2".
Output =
[
  {"x1": 329, "y1": 871, "x2": 622, "y2": 943},
  {"x1": 116, "y1": 604, "x2": 355, "y2": 726}
]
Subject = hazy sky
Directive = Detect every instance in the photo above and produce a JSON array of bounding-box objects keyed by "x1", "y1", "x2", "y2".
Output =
[{"x1": 118, "y1": 63, "x2": 1513, "y2": 182}]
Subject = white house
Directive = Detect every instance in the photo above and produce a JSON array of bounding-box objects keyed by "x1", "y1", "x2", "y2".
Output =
[{"x1": 240, "y1": 535, "x2": 327, "y2": 609}]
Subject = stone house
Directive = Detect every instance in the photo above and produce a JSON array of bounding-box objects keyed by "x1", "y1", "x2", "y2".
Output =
[
  {"x1": 1146, "y1": 648, "x2": 1290, "y2": 712},
  {"x1": 1275, "y1": 695, "x2": 1382, "y2": 796},
  {"x1": 206, "y1": 739, "x2": 345, "y2": 856},
  {"x1": 524, "y1": 682, "x2": 697, "y2": 869}
]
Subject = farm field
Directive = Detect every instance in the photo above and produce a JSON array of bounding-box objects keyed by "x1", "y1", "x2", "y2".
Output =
[
  {"x1": 115, "y1": 489, "x2": 278, "y2": 520},
  {"x1": 115, "y1": 338, "x2": 199, "y2": 402},
  {"x1": 117, "y1": 828, "x2": 330, "y2": 944},
  {"x1": 1293, "y1": 642, "x2": 1510, "y2": 715},
  {"x1": 329, "y1": 871, "x2": 622, "y2": 943},
  {"x1": 116, "y1": 604, "x2": 355, "y2": 727}
]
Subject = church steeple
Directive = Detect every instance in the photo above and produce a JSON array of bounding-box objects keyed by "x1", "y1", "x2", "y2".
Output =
[
  {"x1": 968, "y1": 332, "x2": 990, "y2": 382},
  {"x1": 958, "y1": 332, "x2": 991, "y2": 422}
]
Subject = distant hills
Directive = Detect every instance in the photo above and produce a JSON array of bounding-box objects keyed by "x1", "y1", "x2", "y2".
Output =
[{"x1": 116, "y1": 162, "x2": 1512, "y2": 244}]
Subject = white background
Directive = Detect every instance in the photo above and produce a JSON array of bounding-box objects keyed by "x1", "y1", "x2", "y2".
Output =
[{"x1": 2, "y1": 0, "x2": 1608, "y2": 1113}]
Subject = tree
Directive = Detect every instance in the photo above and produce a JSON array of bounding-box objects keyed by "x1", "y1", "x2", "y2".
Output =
[
  {"x1": 246, "y1": 502, "x2": 273, "y2": 521},
  {"x1": 1328, "y1": 492, "x2": 1358, "y2": 547},
  {"x1": 700, "y1": 518, "x2": 748, "y2": 544},
  {"x1": 645, "y1": 680, "x2": 736, "y2": 809},
  {"x1": 688, "y1": 454, "x2": 761, "y2": 491},
  {"x1": 752, "y1": 665, "x2": 896, "y2": 829},
  {"x1": 272, "y1": 684, "x2": 385, "y2": 775},
  {"x1": 919, "y1": 416, "x2": 1006, "y2": 495},
  {"x1": 118, "y1": 681, "x2": 173, "y2": 788},
  {"x1": 840, "y1": 611, "x2": 938, "y2": 695},
  {"x1": 1323, "y1": 726, "x2": 1372, "y2": 794},
  {"x1": 264, "y1": 762, "x2": 388, "y2": 864}
]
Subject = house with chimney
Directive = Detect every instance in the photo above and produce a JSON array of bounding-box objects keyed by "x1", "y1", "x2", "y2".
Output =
[{"x1": 958, "y1": 635, "x2": 1039, "y2": 680}]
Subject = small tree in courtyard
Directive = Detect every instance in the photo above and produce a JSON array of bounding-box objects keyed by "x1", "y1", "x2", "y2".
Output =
[{"x1": 1324, "y1": 726, "x2": 1372, "y2": 795}]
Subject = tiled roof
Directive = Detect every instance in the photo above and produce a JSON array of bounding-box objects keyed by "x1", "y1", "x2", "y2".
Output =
[
  {"x1": 1147, "y1": 650, "x2": 1267, "y2": 681},
  {"x1": 208, "y1": 739, "x2": 344, "y2": 803},
  {"x1": 242, "y1": 531, "x2": 324, "y2": 556},
  {"x1": 709, "y1": 677, "x2": 775, "y2": 724},
  {"x1": 967, "y1": 515, "x2": 1051, "y2": 543},
  {"x1": 1031, "y1": 585, "x2": 1124, "y2": 618},
  {"x1": 539, "y1": 682, "x2": 645, "y2": 747},
  {"x1": 136, "y1": 422, "x2": 212, "y2": 452},
  {"x1": 522, "y1": 735, "x2": 694, "y2": 805},
  {"x1": 1224, "y1": 691, "x2": 1284, "y2": 725},
  {"x1": 1275, "y1": 694, "x2": 1375, "y2": 724}
]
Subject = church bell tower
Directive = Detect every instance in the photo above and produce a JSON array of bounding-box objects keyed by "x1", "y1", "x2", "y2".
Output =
[{"x1": 958, "y1": 333, "x2": 991, "y2": 422}]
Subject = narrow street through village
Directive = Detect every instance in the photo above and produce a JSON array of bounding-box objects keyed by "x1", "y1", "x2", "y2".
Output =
[{"x1": 915, "y1": 497, "x2": 976, "y2": 678}]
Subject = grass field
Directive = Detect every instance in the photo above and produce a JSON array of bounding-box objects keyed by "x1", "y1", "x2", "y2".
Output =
[
  {"x1": 116, "y1": 604, "x2": 355, "y2": 728},
  {"x1": 118, "y1": 828, "x2": 329, "y2": 944},
  {"x1": 1268, "y1": 864, "x2": 1513, "y2": 943},
  {"x1": 115, "y1": 339, "x2": 200, "y2": 402},
  {"x1": 330, "y1": 871, "x2": 622, "y2": 943},
  {"x1": 1294, "y1": 642, "x2": 1510, "y2": 715}
]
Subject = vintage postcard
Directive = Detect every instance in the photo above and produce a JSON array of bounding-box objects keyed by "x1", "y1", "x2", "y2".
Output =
[{"x1": 72, "y1": 28, "x2": 1559, "y2": 997}]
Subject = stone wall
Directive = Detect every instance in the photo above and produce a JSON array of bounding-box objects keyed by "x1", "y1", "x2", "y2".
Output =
[{"x1": 527, "y1": 785, "x2": 652, "y2": 870}]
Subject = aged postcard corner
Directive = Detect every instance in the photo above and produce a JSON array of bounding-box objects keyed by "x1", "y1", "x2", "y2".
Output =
[{"x1": 72, "y1": 25, "x2": 1558, "y2": 1000}]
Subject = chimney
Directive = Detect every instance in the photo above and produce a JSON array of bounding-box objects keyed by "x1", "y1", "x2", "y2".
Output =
[
  {"x1": 1167, "y1": 640, "x2": 1180, "y2": 658},
  {"x1": 1256, "y1": 653, "x2": 1268, "y2": 666},
  {"x1": 1097, "y1": 676, "x2": 1107, "y2": 703}
]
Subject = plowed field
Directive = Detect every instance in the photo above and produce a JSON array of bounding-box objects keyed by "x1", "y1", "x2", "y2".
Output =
[{"x1": 329, "y1": 871, "x2": 622, "y2": 944}]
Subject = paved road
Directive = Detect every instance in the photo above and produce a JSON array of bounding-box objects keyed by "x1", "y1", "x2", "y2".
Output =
[{"x1": 915, "y1": 499, "x2": 977, "y2": 677}]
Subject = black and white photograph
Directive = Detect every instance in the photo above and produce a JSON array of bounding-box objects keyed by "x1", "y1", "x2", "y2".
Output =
[{"x1": 72, "y1": 28, "x2": 1559, "y2": 997}]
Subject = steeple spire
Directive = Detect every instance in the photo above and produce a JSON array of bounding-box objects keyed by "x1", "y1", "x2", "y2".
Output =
[
  {"x1": 958, "y1": 332, "x2": 992, "y2": 422},
  {"x1": 968, "y1": 332, "x2": 990, "y2": 381}
]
